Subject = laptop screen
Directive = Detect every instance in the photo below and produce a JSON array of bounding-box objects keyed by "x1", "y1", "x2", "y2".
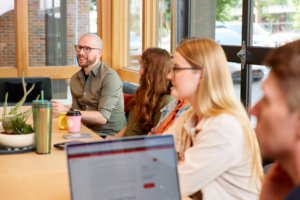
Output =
[{"x1": 66, "y1": 135, "x2": 181, "y2": 200}]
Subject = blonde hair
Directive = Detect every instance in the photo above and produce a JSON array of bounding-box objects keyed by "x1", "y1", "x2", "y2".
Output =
[{"x1": 176, "y1": 38, "x2": 264, "y2": 187}]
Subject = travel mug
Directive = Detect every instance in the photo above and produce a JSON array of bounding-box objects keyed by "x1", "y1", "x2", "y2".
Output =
[
  {"x1": 32, "y1": 101, "x2": 53, "y2": 154},
  {"x1": 66, "y1": 111, "x2": 82, "y2": 134}
]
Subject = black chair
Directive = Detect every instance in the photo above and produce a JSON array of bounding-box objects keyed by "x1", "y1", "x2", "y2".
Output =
[{"x1": 0, "y1": 77, "x2": 53, "y2": 107}]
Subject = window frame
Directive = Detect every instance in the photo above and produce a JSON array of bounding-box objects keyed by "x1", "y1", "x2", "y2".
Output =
[
  {"x1": 179, "y1": 0, "x2": 274, "y2": 109},
  {"x1": 1, "y1": 0, "x2": 175, "y2": 84}
]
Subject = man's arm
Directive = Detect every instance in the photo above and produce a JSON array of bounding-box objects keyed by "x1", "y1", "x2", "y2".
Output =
[
  {"x1": 51, "y1": 99, "x2": 107, "y2": 124},
  {"x1": 79, "y1": 110, "x2": 107, "y2": 125},
  {"x1": 96, "y1": 72, "x2": 123, "y2": 123},
  {"x1": 106, "y1": 126, "x2": 127, "y2": 139}
]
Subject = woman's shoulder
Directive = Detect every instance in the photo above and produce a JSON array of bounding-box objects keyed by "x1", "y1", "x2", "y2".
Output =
[
  {"x1": 204, "y1": 113, "x2": 244, "y2": 143},
  {"x1": 159, "y1": 95, "x2": 175, "y2": 108},
  {"x1": 171, "y1": 107, "x2": 195, "y2": 125},
  {"x1": 211, "y1": 113, "x2": 240, "y2": 124}
]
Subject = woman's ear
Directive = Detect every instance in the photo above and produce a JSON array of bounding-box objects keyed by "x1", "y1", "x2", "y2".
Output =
[
  {"x1": 197, "y1": 70, "x2": 203, "y2": 86},
  {"x1": 199, "y1": 70, "x2": 203, "y2": 80}
]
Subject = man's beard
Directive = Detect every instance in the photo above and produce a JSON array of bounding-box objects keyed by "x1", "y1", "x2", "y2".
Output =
[{"x1": 77, "y1": 56, "x2": 97, "y2": 68}]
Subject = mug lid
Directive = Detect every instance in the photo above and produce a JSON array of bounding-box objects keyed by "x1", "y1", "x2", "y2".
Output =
[{"x1": 66, "y1": 111, "x2": 82, "y2": 116}]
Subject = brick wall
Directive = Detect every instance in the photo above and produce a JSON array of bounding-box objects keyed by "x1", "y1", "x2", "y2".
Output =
[
  {"x1": 28, "y1": 0, "x2": 46, "y2": 66},
  {"x1": 0, "y1": 0, "x2": 90, "y2": 67},
  {"x1": 0, "y1": 10, "x2": 15, "y2": 67},
  {"x1": 67, "y1": 0, "x2": 90, "y2": 65}
]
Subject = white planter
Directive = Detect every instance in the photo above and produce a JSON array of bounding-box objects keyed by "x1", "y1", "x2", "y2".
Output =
[{"x1": 0, "y1": 132, "x2": 34, "y2": 148}]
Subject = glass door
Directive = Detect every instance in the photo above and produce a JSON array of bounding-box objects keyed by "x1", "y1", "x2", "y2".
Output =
[{"x1": 179, "y1": 0, "x2": 300, "y2": 127}]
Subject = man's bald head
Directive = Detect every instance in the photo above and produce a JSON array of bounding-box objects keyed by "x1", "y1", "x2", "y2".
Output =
[
  {"x1": 77, "y1": 34, "x2": 103, "y2": 69},
  {"x1": 80, "y1": 33, "x2": 103, "y2": 49}
]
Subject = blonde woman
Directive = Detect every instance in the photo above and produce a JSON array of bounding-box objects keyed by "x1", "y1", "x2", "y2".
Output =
[{"x1": 163, "y1": 38, "x2": 264, "y2": 199}]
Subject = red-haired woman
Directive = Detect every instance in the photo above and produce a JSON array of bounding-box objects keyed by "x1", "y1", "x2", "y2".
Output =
[{"x1": 107, "y1": 47, "x2": 174, "y2": 138}]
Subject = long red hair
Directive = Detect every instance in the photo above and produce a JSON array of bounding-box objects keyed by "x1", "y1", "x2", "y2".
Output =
[{"x1": 128, "y1": 48, "x2": 172, "y2": 131}]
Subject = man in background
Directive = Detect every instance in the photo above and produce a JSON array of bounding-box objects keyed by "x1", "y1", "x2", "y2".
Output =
[
  {"x1": 51, "y1": 34, "x2": 127, "y2": 138},
  {"x1": 250, "y1": 40, "x2": 300, "y2": 200}
]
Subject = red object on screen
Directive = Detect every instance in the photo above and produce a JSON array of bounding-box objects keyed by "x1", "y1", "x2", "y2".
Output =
[
  {"x1": 153, "y1": 158, "x2": 157, "y2": 162},
  {"x1": 143, "y1": 183, "x2": 155, "y2": 189}
]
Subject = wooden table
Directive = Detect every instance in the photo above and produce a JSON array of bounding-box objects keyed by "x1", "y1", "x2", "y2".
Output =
[
  {"x1": 0, "y1": 106, "x2": 192, "y2": 200},
  {"x1": 0, "y1": 106, "x2": 103, "y2": 200}
]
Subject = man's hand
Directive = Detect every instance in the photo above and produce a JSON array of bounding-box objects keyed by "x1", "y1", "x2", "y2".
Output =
[
  {"x1": 259, "y1": 162, "x2": 295, "y2": 200},
  {"x1": 50, "y1": 99, "x2": 70, "y2": 117},
  {"x1": 106, "y1": 136, "x2": 114, "y2": 139}
]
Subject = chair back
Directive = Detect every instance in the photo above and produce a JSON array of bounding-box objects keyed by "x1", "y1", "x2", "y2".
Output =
[{"x1": 0, "y1": 77, "x2": 52, "y2": 106}]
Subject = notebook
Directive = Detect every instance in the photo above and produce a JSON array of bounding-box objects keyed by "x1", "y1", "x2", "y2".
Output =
[{"x1": 65, "y1": 135, "x2": 181, "y2": 200}]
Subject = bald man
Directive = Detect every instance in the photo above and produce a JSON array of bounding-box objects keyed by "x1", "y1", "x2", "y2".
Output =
[{"x1": 51, "y1": 34, "x2": 127, "y2": 138}]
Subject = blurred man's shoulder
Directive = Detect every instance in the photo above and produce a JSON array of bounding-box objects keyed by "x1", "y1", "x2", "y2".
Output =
[{"x1": 285, "y1": 185, "x2": 300, "y2": 200}]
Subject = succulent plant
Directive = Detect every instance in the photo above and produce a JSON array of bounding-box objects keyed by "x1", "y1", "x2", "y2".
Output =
[
  {"x1": 6, "y1": 114, "x2": 34, "y2": 135},
  {"x1": 2, "y1": 72, "x2": 39, "y2": 134}
]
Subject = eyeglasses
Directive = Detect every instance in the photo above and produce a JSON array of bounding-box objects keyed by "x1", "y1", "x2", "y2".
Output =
[
  {"x1": 74, "y1": 45, "x2": 101, "y2": 53},
  {"x1": 171, "y1": 67, "x2": 202, "y2": 77}
]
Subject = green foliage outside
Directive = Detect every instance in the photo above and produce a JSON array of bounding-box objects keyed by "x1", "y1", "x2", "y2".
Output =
[
  {"x1": 90, "y1": 0, "x2": 97, "y2": 12},
  {"x1": 291, "y1": 0, "x2": 300, "y2": 28},
  {"x1": 255, "y1": 0, "x2": 300, "y2": 29},
  {"x1": 216, "y1": 0, "x2": 240, "y2": 22}
]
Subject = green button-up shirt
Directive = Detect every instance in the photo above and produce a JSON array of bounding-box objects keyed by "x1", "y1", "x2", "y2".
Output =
[{"x1": 70, "y1": 61, "x2": 127, "y2": 137}]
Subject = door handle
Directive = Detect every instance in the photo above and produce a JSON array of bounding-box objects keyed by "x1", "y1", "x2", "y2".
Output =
[{"x1": 237, "y1": 41, "x2": 246, "y2": 69}]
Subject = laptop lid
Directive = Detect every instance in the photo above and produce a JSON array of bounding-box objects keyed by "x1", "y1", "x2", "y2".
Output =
[{"x1": 66, "y1": 135, "x2": 181, "y2": 200}]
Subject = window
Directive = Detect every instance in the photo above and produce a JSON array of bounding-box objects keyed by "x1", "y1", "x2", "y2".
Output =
[
  {"x1": 249, "y1": 0, "x2": 300, "y2": 126},
  {"x1": 0, "y1": 2, "x2": 15, "y2": 67},
  {"x1": 90, "y1": 0, "x2": 97, "y2": 34},
  {"x1": 27, "y1": 0, "x2": 91, "y2": 103},
  {"x1": 157, "y1": 0, "x2": 171, "y2": 52},
  {"x1": 184, "y1": 0, "x2": 300, "y2": 128},
  {"x1": 190, "y1": 0, "x2": 243, "y2": 100},
  {"x1": 253, "y1": 0, "x2": 300, "y2": 47},
  {"x1": 128, "y1": 0, "x2": 143, "y2": 70},
  {"x1": 28, "y1": 0, "x2": 90, "y2": 67}
]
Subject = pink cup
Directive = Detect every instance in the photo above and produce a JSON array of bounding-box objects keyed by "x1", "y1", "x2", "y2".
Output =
[{"x1": 66, "y1": 111, "x2": 82, "y2": 134}]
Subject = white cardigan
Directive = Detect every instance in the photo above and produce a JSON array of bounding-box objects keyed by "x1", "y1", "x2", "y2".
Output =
[{"x1": 163, "y1": 108, "x2": 260, "y2": 200}]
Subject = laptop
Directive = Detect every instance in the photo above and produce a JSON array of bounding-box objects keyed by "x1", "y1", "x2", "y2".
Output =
[{"x1": 65, "y1": 135, "x2": 181, "y2": 200}]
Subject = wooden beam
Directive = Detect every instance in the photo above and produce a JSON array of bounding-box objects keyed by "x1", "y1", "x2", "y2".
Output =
[
  {"x1": 28, "y1": 67, "x2": 81, "y2": 79},
  {"x1": 14, "y1": 0, "x2": 29, "y2": 77},
  {"x1": 143, "y1": 0, "x2": 157, "y2": 50},
  {"x1": 97, "y1": 0, "x2": 112, "y2": 68},
  {"x1": 117, "y1": 68, "x2": 140, "y2": 84},
  {"x1": 0, "y1": 67, "x2": 18, "y2": 78},
  {"x1": 111, "y1": 0, "x2": 129, "y2": 71}
]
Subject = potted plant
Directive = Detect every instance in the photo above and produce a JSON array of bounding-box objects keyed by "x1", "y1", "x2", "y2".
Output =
[{"x1": 0, "y1": 73, "x2": 39, "y2": 148}]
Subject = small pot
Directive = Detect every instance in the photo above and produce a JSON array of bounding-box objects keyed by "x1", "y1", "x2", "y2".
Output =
[{"x1": 0, "y1": 132, "x2": 35, "y2": 148}]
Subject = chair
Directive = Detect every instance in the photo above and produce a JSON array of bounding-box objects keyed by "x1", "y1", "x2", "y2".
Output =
[
  {"x1": 0, "y1": 77, "x2": 52, "y2": 107},
  {"x1": 122, "y1": 81, "x2": 138, "y2": 95},
  {"x1": 122, "y1": 81, "x2": 138, "y2": 120}
]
